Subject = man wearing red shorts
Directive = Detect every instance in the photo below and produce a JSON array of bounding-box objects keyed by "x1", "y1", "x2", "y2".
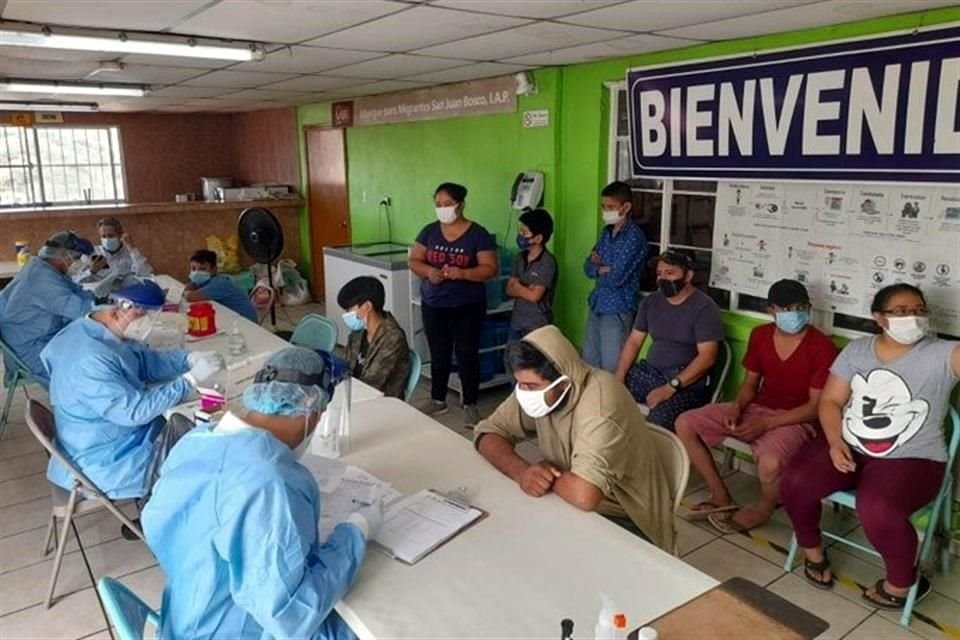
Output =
[{"x1": 676, "y1": 279, "x2": 837, "y2": 533}]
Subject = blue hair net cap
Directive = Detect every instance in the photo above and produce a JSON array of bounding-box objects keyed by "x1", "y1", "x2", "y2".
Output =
[
  {"x1": 112, "y1": 281, "x2": 166, "y2": 310},
  {"x1": 244, "y1": 347, "x2": 335, "y2": 417}
]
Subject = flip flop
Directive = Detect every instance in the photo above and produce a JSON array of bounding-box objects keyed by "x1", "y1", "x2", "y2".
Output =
[
  {"x1": 802, "y1": 552, "x2": 834, "y2": 590},
  {"x1": 684, "y1": 501, "x2": 738, "y2": 521},
  {"x1": 707, "y1": 511, "x2": 750, "y2": 534},
  {"x1": 862, "y1": 576, "x2": 931, "y2": 610}
]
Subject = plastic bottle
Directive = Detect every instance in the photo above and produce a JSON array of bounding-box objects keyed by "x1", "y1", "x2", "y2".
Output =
[
  {"x1": 593, "y1": 595, "x2": 628, "y2": 640},
  {"x1": 228, "y1": 321, "x2": 247, "y2": 356}
]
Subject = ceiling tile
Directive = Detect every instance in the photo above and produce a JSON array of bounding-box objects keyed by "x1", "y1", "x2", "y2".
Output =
[
  {"x1": 216, "y1": 88, "x2": 314, "y2": 101},
  {"x1": 230, "y1": 46, "x2": 385, "y2": 74},
  {"x1": 171, "y1": 0, "x2": 407, "y2": 44},
  {"x1": 0, "y1": 55, "x2": 100, "y2": 80},
  {"x1": 90, "y1": 64, "x2": 210, "y2": 85},
  {"x1": 97, "y1": 97, "x2": 183, "y2": 111},
  {"x1": 255, "y1": 75, "x2": 366, "y2": 92},
  {"x1": 323, "y1": 79, "x2": 428, "y2": 98},
  {"x1": 326, "y1": 54, "x2": 470, "y2": 79},
  {"x1": 431, "y1": 0, "x2": 623, "y2": 19},
  {"x1": 558, "y1": 0, "x2": 815, "y2": 32},
  {"x1": 1, "y1": 0, "x2": 211, "y2": 31},
  {"x1": 504, "y1": 33, "x2": 692, "y2": 65},
  {"x1": 415, "y1": 22, "x2": 617, "y2": 60},
  {"x1": 117, "y1": 54, "x2": 232, "y2": 69},
  {"x1": 148, "y1": 85, "x2": 235, "y2": 99},
  {"x1": 303, "y1": 5, "x2": 530, "y2": 52},
  {"x1": 658, "y1": 0, "x2": 956, "y2": 40},
  {"x1": 404, "y1": 61, "x2": 530, "y2": 83},
  {"x1": 181, "y1": 70, "x2": 299, "y2": 88}
]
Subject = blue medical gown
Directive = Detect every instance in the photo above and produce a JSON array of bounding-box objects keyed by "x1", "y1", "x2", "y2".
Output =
[
  {"x1": 0, "y1": 258, "x2": 95, "y2": 386},
  {"x1": 142, "y1": 424, "x2": 366, "y2": 640},
  {"x1": 41, "y1": 317, "x2": 191, "y2": 498}
]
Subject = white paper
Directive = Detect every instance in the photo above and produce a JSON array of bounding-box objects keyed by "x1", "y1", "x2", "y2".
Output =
[
  {"x1": 373, "y1": 490, "x2": 482, "y2": 564},
  {"x1": 311, "y1": 463, "x2": 402, "y2": 542}
]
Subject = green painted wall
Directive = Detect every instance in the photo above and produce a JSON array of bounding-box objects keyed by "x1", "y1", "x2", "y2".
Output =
[{"x1": 296, "y1": 5, "x2": 959, "y2": 404}]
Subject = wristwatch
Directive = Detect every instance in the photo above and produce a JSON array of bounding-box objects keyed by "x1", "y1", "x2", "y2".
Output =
[{"x1": 668, "y1": 377, "x2": 682, "y2": 390}]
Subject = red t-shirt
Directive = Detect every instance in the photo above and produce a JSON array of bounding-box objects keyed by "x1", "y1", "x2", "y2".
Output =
[{"x1": 742, "y1": 323, "x2": 838, "y2": 411}]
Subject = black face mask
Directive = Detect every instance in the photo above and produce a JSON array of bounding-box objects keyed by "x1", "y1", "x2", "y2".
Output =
[{"x1": 657, "y1": 278, "x2": 685, "y2": 298}]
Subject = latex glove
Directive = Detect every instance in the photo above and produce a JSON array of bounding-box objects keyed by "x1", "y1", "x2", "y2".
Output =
[
  {"x1": 93, "y1": 273, "x2": 116, "y2": 299},
  {"x1": 346, "y1": 499, "x2": 384, "y2": 540},
  {"x1": 184, "y1": 351, "x2": 225, "y2": 387}
]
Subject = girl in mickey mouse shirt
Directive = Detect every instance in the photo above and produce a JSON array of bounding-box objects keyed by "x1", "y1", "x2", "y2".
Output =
[{"x1": 782, "y1": 284, "x2": 960, "y2": 610}]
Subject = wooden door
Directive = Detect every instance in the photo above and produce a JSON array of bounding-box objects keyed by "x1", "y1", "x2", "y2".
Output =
[{"x1": 306, "y1": 127, "x2": 350, "y2": 301}]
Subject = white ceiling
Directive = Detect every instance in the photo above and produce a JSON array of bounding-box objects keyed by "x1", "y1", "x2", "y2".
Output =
[{"x1": 0, "y1": 0, "x2": 953, "y2": 113}]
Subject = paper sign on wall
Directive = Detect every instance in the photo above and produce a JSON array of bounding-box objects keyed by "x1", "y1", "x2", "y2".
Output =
[{"x1": 711, "y1": 181, "x2": 960, "y2": 336}]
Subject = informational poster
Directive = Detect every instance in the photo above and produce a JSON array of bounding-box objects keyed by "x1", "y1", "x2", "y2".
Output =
[{"x1": 711, "y1": 181, "x2": 960, "y2": 336}]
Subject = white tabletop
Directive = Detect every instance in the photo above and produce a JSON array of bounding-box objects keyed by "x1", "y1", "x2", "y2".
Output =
[
  {"x1": 321, "y1": 398, "x2": 716, "y2": 640},
  {"x1": 0, "y1": 261, "x2": 20, "y2": 279}
]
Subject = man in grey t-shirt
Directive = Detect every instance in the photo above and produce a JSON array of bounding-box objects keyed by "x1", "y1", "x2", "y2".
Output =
[{"x1": 614, "y1": 251, "x2": 723, "y2": 430}]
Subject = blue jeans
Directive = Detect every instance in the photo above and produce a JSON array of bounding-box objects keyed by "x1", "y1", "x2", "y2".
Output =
[{"x1": 582, "y1": 310, "x2": 634, "y2": 373}]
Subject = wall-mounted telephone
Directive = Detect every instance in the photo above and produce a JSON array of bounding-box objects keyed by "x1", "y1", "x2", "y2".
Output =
[{"x1": 510, "y1": 171, "x2": 545, "y2": 211}]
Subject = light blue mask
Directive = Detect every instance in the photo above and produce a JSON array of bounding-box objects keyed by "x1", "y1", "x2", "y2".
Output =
[
  {"x1": 189, "y1": 270, "x2": 212, "y2": 286},
  {"x1": 342, "y1": 310, "x2": 366, "y2": 332},
  {"x1": 102, "y1": 237, "x2": 121, "y2": 252},
  {"x1": 775, "y1": 310, "x2": 810, "y2": 334}
]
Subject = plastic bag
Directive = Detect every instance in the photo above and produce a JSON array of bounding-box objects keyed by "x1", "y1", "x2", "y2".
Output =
[
  {"x1": 250, "y1": 262, "x2": 280, "y2": 310},
  {"x1": 206, "y1": 235, "x2": 241, "y2": 273},
  {"x1": 278, "y1": 259, "x2": 310, "y2": 306}
]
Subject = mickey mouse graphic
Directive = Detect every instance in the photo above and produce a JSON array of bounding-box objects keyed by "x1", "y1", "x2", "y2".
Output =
[{"x1": 842, "y1": 369, "x2": 930, "y2": 457}]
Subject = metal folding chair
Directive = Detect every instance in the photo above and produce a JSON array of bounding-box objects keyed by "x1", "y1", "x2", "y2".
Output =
[
  {"x1": 783, "y1": 408, "x2": 960, "y2": 627},
  {"x1": 97, "y1": 577, "x2": 160, "y2": 640},
  {"x1": 1, "y1": 336, "x2": 36, "y2": 438},
  {"x1": 25, "y1": 399, "x2": 143, "y2": 624}
]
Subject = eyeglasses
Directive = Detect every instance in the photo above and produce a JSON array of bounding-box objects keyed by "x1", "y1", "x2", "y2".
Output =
[{"x1": 882, "y1": 306, "x2": 928, "y2": 317}]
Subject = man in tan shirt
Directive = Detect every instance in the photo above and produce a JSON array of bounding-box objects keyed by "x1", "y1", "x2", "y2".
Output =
[{"x1": 474, "y1": 325, "x2": 675, "y2": 551}]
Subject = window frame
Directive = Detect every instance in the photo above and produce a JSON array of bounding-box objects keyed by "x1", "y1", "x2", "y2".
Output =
[
  {"x1": 606, "y1": 82, "x2": 879, "y2": 338},
  {"x1": 0, "y1": 125, "x2": 127, "y2": 209}
]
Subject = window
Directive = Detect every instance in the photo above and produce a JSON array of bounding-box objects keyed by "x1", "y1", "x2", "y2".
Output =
[
  {"x1": 0, "y1": 126, "x2": 126, "y2": 208},
  {"x1": 610, "y1": 86, "x2": 729, "y2": 309}
]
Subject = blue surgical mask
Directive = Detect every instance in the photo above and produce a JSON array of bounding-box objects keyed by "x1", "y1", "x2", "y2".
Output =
[
  {"x1": 775, "y1": 310, "x2": 810, "y2": 334},
  {"x1": 516, "y1": 234, "x2": 532, "y2": 251},
  {"x1": 102, "y1": 237, "x2": 121, "y2": 252},
  {"x1": 342, "y1": 310, "x2": 366, "y2": 332},
  {"x1": 189, "y1": 270, "x2": 212, "y2": 286}
]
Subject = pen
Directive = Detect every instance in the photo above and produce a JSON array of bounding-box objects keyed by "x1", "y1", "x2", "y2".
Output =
[{"x1": 351, "y1": 499, "x2": 372, "y2": 506}]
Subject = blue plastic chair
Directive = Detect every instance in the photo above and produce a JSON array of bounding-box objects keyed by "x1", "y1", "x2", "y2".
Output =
[
  {"x1": 404, "y1": 349, "x2": 422, "y2": 402},
  {"x1": 290, "y1": 314, "x2": 338, "y2": 353},
  {"x1": 0, "y1": 335, "x2": 35, "y2": 439},
  {"x1": 783, "y1": 408, "x2": 960, "y2": 627},
  {"x1": 97, "y1": 577, "x2": 160, "y2": 640}
]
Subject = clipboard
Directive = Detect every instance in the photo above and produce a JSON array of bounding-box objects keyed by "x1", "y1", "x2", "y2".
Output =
[{"x1": 372, "y1": 489, "x2": 488, "y2": 565}]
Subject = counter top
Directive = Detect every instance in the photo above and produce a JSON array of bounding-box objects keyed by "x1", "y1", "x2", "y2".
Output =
[{"x1": 0, "y1": 198, "x2": 303, "y2": 220}]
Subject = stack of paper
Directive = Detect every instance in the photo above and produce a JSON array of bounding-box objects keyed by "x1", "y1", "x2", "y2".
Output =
[
  {"x1": 373, "y1": 490, "x2": 484, "y2": 564},
  {"x1": 299, "y1": 457, "x2": 402, "y2": 541}
]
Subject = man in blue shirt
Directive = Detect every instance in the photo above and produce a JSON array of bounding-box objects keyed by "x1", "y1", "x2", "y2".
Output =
[
  {"x1": 0, "y1": 231, "x2": 97, "y2": 387},
  {"x1": 582, "y1": 181, "x2": 649, "y2": 372},
  {"x1": 184, "y1": 250, "x2": 258, "y2": 323}
]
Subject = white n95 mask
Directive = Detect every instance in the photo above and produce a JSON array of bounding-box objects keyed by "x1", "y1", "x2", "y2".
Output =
[
  {"x1": 601, "y1": 209, "x2": 621, "y2": 225},
  {"x1": 885, "y1": 316, "x2": 929, "y2": 345},
  {"x1": 515, "y1": 376, "x2": 571, "y2": 419},
  {"x1": 435, "y1": 206, "x2": 458, "y2": 224}
]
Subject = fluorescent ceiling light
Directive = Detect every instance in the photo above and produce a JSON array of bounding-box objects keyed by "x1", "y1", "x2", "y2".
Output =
[
  {"x1": 0, "y1": 101, "x2": 98, "y2": 112},
  {"x1": 0, "y1": 27, "x2": 266, "y2": 62},
  {"x1": 1, "y1": 80, "x2": 147, "y2": 97}
]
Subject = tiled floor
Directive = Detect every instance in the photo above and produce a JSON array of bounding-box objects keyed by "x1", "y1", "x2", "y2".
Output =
[{"x1": 1, "y1": 338, "x2": 958, "y2": 639}]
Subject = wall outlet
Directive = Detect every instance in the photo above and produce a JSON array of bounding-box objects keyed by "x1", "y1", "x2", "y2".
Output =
[{"x1": 379, "y1": 195, "x2": 392, "y2": 207}]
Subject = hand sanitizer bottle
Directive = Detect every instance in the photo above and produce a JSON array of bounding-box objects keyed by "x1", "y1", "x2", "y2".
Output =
[{"x1": 228, "y1": 321, "x2": 247, "y2": 356}]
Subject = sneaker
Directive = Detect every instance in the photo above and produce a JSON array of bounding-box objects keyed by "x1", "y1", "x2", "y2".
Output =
[
  {"x1": 417, "y1": 399, "x2": 449, "y2": 416},
  {"x1": 464, "y1": 404, "x2": 481, "y2": 428}
]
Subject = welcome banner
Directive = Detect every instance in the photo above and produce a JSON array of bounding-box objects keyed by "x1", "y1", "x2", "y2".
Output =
[{"x1": 627, "y1": 25, "x2": 960, "y2": 183}]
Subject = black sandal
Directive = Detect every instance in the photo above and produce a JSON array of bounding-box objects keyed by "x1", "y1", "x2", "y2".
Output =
[
  {"x1": 863, "y1": 576, "x2": 931, "y2": 610},
  {"x1": 803, "y1": 552, "x2": 834, "y2": 590}
]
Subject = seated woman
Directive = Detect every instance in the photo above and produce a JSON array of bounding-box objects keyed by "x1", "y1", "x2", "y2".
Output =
[
  {"x1": 337, "y1": 276, "x2": 412, "y2": 399},
  {"x1": 781, "y1": 284, "x2": 959, "y2": 609}
]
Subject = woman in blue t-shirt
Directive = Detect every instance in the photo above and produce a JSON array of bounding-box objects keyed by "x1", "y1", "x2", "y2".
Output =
[{"x1": 408, "y1": 182, "x2": 498, "y2": 427}]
